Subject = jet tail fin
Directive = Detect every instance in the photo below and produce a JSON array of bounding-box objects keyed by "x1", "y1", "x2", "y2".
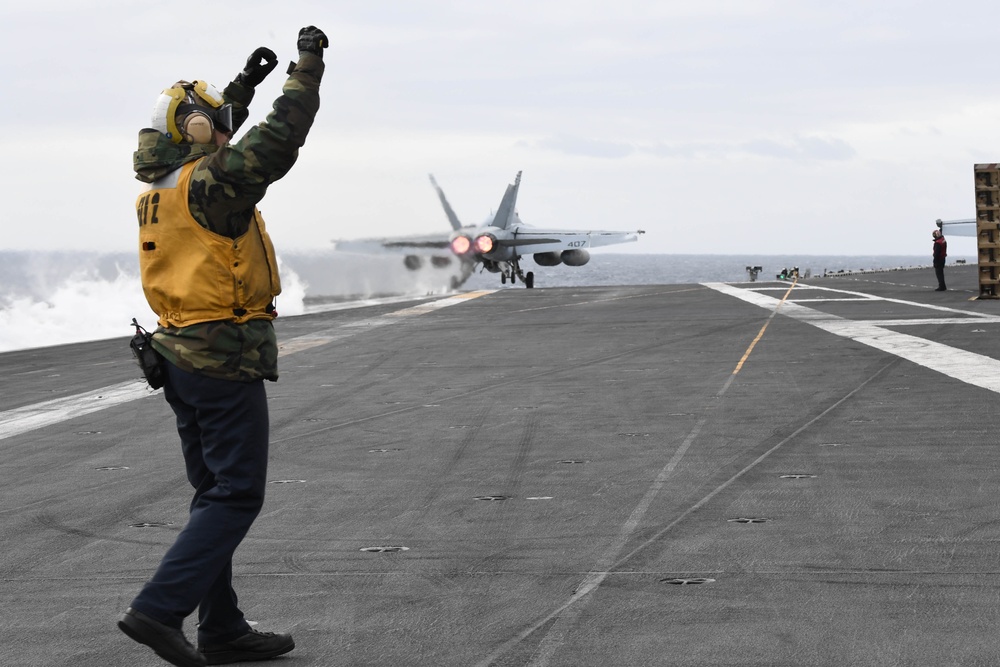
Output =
[
  {"x1": 490, "y1": 171, "x2": 522, "y2": 230},
  {"x1": 429, "y1": 174, "x2": 464, "y2": 231}
]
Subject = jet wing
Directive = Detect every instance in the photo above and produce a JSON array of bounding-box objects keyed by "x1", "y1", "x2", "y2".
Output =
[
  {"x1": 331, "y1": 233, "x2": 451, "y2": 255},
  {"x1": 331, "y1": 174, "x2": 479, "y2": 256},
  {"x1": 497, "y1": 228, "x2": 644, "y2": 254}
]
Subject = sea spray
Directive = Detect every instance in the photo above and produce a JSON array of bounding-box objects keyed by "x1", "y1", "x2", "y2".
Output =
[{"x1": 0, "y1": 253, "x2": 311, "y2": 353}]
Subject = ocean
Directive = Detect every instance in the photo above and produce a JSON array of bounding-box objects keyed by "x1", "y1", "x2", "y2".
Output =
[{"x1": 0, "y1": 250, "x2": 969, "y2": 353}]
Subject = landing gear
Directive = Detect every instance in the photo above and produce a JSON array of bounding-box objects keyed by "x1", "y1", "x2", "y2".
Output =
[
  {"x1": 495, "y1": 258, "x2": 535, "y2": 289},
  {"x1": 512, "y1": 258, "x2": 534, "y2": 289}
]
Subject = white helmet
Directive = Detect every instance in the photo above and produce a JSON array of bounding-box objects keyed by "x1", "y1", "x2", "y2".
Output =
[{"x1": 150, "y1": 80, "x2": 233, "y2": 144}]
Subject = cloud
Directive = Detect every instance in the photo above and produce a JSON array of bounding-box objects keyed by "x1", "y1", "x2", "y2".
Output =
[
  {"x1": 740, "y1": 135, "x2": 857, "y2": 160},
  {"x1": 533, "y1": 134, "x2": 856, "y2": 161},
  {"x1": 0, "y1": 0, "x2": 997, "y2": 257},
  {"x1": 531, "y1": 135, "x2": 636, "y2": 159}
]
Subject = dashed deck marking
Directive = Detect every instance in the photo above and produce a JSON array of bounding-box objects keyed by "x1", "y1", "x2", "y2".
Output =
[{"x1": 732, "y1": 278, "x2": 797, "y2": 376}]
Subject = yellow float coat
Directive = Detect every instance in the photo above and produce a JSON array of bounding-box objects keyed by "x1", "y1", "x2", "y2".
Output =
[{"x1": 136, "y1": 160, "x2": 281, "y2": 328}]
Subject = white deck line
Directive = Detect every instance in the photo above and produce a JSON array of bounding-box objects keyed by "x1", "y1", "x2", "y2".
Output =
[
  {"x1": 705, "y1": 282, "x2": 1000, "y2": 394},
  {"x1": 0, "y1": 291, "x2": 495, "y2": 441}
]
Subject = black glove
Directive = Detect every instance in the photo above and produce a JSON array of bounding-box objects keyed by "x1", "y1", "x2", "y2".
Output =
[
  {"x1": 235, "y1": 47, "x2": 278, "y2": 88},
  {"x1": 298, "y1": 26, "x2": 328, "y2": 57}
]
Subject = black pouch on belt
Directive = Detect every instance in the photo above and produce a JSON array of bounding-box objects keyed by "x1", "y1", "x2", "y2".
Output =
[{"x1": 129, "y1": 318, "x2": 165, "y2": 390}]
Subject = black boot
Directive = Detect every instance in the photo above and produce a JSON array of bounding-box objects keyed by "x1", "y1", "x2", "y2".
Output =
[{"x1": 199, "y1": 627, "x2": 295, "y2": 664}]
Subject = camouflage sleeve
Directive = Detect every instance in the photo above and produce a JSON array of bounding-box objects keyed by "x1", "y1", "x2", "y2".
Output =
[
  {"x1": 222, "y1": 79, "x2": 254, "y2": 134},
  {"x1": 188, "y1": 52, "x2": 326, "y2": 239}
]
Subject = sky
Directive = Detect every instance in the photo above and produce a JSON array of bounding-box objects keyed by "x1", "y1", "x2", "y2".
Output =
[{"x1": 0, "y1": 0, "x2": 995, "y2": 257}]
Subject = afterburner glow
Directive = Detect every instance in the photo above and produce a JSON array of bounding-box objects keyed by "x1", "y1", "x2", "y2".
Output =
[
  {"x1": 450, "y1": 235, "x2": 471, "y2": 255},
  {"x1": 474, "y1": 234, "x2": 495, "y2": 254}
]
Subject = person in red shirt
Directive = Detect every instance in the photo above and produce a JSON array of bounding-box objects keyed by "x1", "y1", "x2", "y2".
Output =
[{"x1": 933, "y1": 228, "x2": 947, "y2": 291}]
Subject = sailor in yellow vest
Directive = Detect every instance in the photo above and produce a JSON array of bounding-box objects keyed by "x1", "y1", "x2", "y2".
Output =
[{"x1": 118, "y1": 27, "x2": 327, "y2": 667}]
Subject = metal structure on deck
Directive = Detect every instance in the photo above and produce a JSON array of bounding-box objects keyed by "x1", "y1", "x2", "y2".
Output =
[{"x1": 975, "y1": 164, "x2": 1000, "y2": 298}]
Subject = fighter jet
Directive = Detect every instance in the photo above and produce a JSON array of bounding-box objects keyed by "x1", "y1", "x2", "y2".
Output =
[
  {"x1": 441, "y1": 171, "x2": 644, "y2": 288},
  {"x1": 332, "y1": 172, "x2": 645, "y2": 289}
]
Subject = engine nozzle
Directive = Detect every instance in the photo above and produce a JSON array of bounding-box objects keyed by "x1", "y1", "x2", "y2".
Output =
[
  {"x1": 450, "y1": 234, "x2": 472, "y2": 256},
  {"x1": 474, "y1": 233, "x2": 496, "y2": 254}
]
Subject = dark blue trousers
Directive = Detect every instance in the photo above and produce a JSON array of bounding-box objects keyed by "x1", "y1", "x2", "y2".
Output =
[
  {"x1": 131, "y1": 361, "x2": 269, "y2": 644},
  {"x1": 934, "y1": 259, "x2": 947, "y2": 290}
]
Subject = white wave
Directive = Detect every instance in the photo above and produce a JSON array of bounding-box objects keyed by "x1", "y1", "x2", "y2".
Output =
[
  {"x1": 0, "y1": 267, "x2": 154, "y2": 352},
  {"x1": 275, "y1": 256, "x2": 307, "y2": 317},
  {"x1": 0, "y1": 260, "x2": 309, "y2": 353}
]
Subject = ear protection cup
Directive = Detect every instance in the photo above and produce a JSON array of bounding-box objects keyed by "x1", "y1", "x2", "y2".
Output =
[{"x1": 181, "y1": 111, "x2": 214, "y2": 144}]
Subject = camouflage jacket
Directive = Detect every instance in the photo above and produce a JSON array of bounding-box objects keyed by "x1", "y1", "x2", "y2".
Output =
[{"x1": 134, "y1": 52, "x2": 325, "y2": 382}]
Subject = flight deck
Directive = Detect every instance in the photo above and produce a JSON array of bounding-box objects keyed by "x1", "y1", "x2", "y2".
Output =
[{"x1": 3, "y1": 263, "x2": 1000, "y2": 666}]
